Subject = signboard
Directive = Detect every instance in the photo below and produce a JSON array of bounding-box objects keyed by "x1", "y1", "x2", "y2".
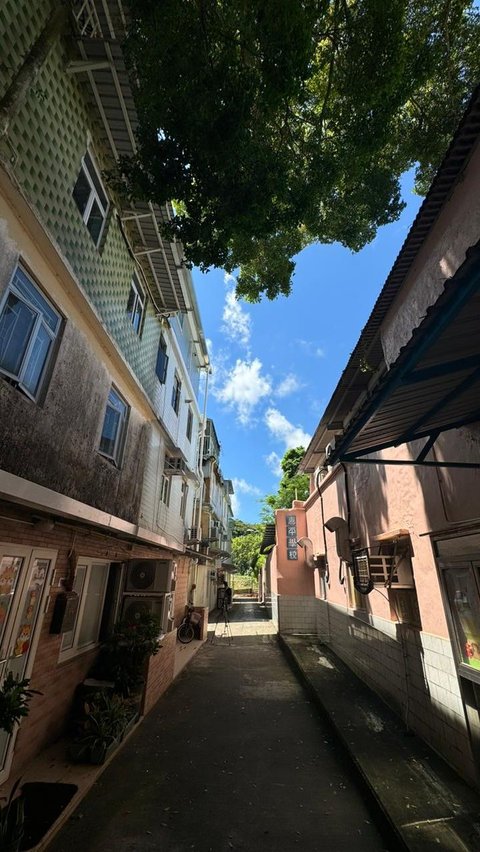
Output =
[{"x1": 286, "y1": 515, "x2": 298, "y2": 561}]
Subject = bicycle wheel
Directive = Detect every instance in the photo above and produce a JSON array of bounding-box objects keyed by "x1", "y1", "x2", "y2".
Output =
[{"x1": 177, "y1": 623, "x2": 195, "y2": 644}]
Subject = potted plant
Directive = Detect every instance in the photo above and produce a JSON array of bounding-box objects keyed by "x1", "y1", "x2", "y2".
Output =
[
  {"x1": 0, "y1": 672, "x2": 40, "y2": 735},
  {"x1": 0, "y1": 673, "x2": 41, "y2": 851},
  {"x1": 69, "y1": 691, "x2": 130, "y2": 765},
  {"x1": 93, "y1": 612, "x2": 162, "y2": 699}
]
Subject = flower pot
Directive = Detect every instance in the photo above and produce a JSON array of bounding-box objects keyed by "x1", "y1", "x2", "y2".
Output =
[{"x1": 89, "y1": 736, "x2": 119, "y2": 765}]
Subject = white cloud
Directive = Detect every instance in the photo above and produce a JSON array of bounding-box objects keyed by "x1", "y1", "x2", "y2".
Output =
[
  {"x1": 232, "y1": 477, "x2": 262, "y2": 496},
  {"x1": 222, "y1": 288, "x2": 251, "y2": 347},
  {"x1": 265, "y1": 451, "x2": 282, "y2": 477},
  {"x1": 275, "y1": 373, "x2": 302, "y2": 398},
  {"x1": 231, "y1": 493, "x2": 240, "y2": 517},
  {"x1": 264, "y1": 407, "x2": 311, "y2": 450},
  {"x1": 296, "y1": 339, "x2": 325, "y2": 358},
  {"x1": 214, "y1": 358, "x2": 271, "y2": 424}
]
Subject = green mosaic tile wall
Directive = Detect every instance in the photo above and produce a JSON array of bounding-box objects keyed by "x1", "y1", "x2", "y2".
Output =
[{"x1": 0, "y1": 0, "x2": 160, "y2": 404}]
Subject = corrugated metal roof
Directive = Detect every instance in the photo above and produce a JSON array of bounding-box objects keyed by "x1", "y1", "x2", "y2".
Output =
[
  {"x1": 303, "y1": 85, "x2": 480, "y2": 471},
  {"x1": 332, "y1": 245, "x2": 480, "y2": 462},
  {"x1": 260, "y1": 524, "x2": 276, "y2": 554}
]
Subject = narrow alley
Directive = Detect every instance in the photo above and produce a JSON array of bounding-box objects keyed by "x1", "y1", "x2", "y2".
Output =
[{"x1": 47, "y1": 599, "x2": 390, "y2": 852}]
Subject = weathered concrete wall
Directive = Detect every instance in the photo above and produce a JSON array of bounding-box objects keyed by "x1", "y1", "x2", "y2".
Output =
[{"x1": 0, "y1": 318, "x2": 148, "y2": 523}]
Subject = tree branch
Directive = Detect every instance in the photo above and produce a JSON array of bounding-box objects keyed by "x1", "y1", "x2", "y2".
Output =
[{"x1": 0, "y1": 4, "x2": 68, "y2": 138}]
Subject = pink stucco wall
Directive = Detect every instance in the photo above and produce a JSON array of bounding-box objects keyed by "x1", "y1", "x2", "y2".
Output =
[{"x1": 274, "y1": 505, "x2": 315, "y2": 597}]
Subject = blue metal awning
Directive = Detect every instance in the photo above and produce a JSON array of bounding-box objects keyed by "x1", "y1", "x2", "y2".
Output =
[{"x1": 328, "y1": 246, "x2": 480, "y2": 469}]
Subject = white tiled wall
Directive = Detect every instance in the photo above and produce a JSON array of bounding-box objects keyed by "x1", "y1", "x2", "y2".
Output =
[
  {"x1": 316, "y1": 599, "x2": 475, "y2": 784},
  {"x1": 278, "y1": 595, "x2": 317, "y2": 634}
]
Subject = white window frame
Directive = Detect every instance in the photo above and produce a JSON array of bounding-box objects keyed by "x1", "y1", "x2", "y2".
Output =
[
  {"x1": 72, "y1": 149, "x2": 109, "y2": 247},
  {"x1": 160, "y1": 472, "x2": 171, "y2": 507},
  {"x1": 99, "y1": 386, "x2": 129, "y2": 465},
  {"x1": 126, "y1": 274, "x2": 146, "y2": 335},
  {"x1": 0, "y1": 265, "x2": 62, "y2": 401},
  {"x1": 58, "y1": 558, "x2": 110, "y2": 662}
]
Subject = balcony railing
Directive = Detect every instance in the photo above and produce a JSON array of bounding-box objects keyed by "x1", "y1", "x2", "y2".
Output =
[{"x1": 72, "y1": 0, "x2": 102, "y2": 37}]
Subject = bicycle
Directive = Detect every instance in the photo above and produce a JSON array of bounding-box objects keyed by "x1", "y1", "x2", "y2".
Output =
[{"x1": 177, "y1": 607, "x2": 195, "y2": 644}]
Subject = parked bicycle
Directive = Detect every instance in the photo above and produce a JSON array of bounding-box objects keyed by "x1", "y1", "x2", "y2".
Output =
[{"x1": 177, "y1": 607, "x2": 199, "y2": 644}]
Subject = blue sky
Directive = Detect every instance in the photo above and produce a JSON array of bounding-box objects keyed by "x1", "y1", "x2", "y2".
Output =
[{"x1": 193, "y1": 170, "x2": 423, "y2": 523}]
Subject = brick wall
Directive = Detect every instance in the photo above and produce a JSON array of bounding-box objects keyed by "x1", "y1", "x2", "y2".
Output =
[
  {"x1": 0, "y1": 502, "x2": 181, "y2": 777},
  {"x1": 174, "y1": 556, "x2": 190, "y2": 626},
  {"x1": 142, "y1": 631, "x2": 176, "y2": 716}
]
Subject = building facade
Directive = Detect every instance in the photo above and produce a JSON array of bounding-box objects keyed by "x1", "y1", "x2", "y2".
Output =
[
  {"x1": 0, "y1": 0, "x2": 210, "y2": 783},
  {"x1": 264, "y1": 88, "x2": 480, "y2": 787}
]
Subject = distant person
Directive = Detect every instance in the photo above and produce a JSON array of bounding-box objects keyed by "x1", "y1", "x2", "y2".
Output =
[{"x1": 223, "y1": 580, "x2": 232, "y2": 608}]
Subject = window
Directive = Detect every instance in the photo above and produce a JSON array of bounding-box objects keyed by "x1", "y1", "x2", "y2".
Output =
[
  {"x1": 99, "y1": 387, "x2": 129, "y2": 465},
  {"x1": 186, "y1": 408, "x2": 193, "y2": 442},
  {"x1": 126, "y1": 274, "x2": 145, "y2": 334},
  {"x1": 59, "y1": 559, "x2": 109, "y2": 660},
  {"x1": 171, "y1": 373, "x2": 181, "y2": 414},
  {"x1": 72, "y1": 150, "x2": 109, "y2": 246},
  {"x1": 155, "y1": 334, "x2": 168, "y2": 384},
  {"x1": 160, "y1": 472, "x2": 171, "y2": 507},
  {"x1": 180, "y1": 481, "x2": 189, "y2": 520},
  {"x1": 0, "y1": 266, "x2": 61, "y2": 400}
]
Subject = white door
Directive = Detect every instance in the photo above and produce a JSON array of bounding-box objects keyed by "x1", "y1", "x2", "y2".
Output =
[{"x1": 0, "y1": 545, "x2": 56, "y2": 783}]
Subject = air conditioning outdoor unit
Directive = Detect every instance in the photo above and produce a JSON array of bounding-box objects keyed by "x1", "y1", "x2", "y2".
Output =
[
  {"x1": 368, "y1": 553, "x2": 415, "y2": 588},
  {"x1": 164, "y1": 457, "x2": 188, "y2": 475},
  {"x1": 125, "y1": 559, "x2": 175, "y2": 594},
  {"x1": 122, "y1": 593, "x2": 174, "y2": 634}
]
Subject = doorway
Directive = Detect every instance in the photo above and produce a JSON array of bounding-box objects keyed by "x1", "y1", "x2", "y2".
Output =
[{"x1": 0, "y1": 544, "x2": 56, "y2": 783}]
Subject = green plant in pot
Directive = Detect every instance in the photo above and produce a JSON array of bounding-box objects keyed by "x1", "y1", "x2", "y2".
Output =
[
  {"x1": 95, "y1": 612, "x2": 162, "y2": 699},
  {"x1": 0, "y1": 672, "x2": 40, "y2": 735},
  {"x1": 71, "y1": 692, "x2": 130, "y2": 765},
  {"x1": 0, "y1": 673, "x2": 41, "y2": 851}
]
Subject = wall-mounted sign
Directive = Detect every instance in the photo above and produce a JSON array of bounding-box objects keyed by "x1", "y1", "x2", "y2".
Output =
[{"x1": 286, "y1": 515, "x2": 298, "y2": 560}]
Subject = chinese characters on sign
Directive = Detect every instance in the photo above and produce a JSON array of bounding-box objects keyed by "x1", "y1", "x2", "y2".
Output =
[{"x1": 286, "y1": 515, "x2": 298, "y2": 560}]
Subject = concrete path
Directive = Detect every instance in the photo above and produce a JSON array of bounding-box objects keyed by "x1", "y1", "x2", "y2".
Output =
[{"x1": 47, "y1": 599, "x2": 390, "y2": 852}]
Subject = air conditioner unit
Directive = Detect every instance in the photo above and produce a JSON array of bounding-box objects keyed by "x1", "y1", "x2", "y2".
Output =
[
  {"x1": 125, "y1": 559, "x2": 175, "y2": 594},
  {"x1": 122, "y1": 593, "x2": 173, "y2": 634},
  {"x1": 185, "y1": 527, "x2": 201, "y2": 544},
  {"x1": 368, "y1": 553, "x2": 415, "y2": 588},
  {"x1": 122, "y1": 595, "x2": 165, "y2": 624},
  {"x1": 164, "y1": 457, "x2": 187, "y2": 475}
]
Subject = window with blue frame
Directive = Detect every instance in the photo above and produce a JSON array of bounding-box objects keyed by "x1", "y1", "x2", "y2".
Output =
[
  {"x1": 155, "y1": 334, "x2": 168, "y2": 383},
  {"x1": 0, "y1": 266, "x2": 62, "y2": 401},
  {"x1": 99, "y1": 386, "x2": 129, "y2": 465}
]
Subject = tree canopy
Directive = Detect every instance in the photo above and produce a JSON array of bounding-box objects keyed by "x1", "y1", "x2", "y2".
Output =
[
  {"x1": 122, "y1": 0, "x2": 480, "y2": 301},
  {"x1": 230, "y1": 527, "x2": 263, "y2": 575},
  {"x1": 261, "y1": 447, "x2": 310, "y2": 522}
]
